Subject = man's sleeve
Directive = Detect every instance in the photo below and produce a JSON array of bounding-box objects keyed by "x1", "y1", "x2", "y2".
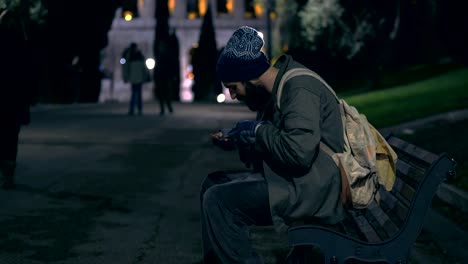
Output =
[{"x1": 255, "y1": 79, "x2": 322, "y2": 170}]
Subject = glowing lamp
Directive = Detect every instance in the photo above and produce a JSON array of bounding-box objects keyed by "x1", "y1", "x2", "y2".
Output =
[
  {"x1": 217, "y1": 94, "x2": 226, "y2": 103},
  {"x1": 123, "y1": 11, "x2": 133, "y2": 21},
  {"x1": 145, "y1": 58, "x2": 155, "y2": 69}
]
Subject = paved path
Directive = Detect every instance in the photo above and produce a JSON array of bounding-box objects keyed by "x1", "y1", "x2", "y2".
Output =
[{"x1": 0, "y1": 102, "x2": 466, "y2": 263}]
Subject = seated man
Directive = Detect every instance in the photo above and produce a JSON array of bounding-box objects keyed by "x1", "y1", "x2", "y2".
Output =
[{"x1": 200, "y1": 26, "x2": 346, "y2": 264}]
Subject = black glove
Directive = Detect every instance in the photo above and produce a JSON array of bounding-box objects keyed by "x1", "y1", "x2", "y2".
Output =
[{"x1": 228, "y1": 120, "x2": 263, "y2": 147}]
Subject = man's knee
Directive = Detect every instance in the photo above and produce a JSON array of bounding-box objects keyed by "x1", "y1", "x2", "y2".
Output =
[
  {"x1": 202, "y1": 184, "x2": 227, "y2": 213},
  {"x1": 200, "y1": 171, "x2": 228, "y2": 196}
]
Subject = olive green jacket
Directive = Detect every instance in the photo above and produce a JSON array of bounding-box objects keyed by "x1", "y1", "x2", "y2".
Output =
[{"x1": 255, "y1": 55, "x2": 345, "y2": 233}]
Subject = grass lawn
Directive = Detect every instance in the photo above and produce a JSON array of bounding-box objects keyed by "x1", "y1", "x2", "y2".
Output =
[{"x1": 341, "y1": 68, "x2": 468, "y2": 129}]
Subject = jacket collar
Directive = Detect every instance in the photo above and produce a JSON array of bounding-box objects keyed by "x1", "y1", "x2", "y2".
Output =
[{"x1": 271, "y1": 54, "x2": 293, "y2": 105}]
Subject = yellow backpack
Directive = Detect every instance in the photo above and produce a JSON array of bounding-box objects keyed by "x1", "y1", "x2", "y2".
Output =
[{"x1": 277, "y1": 68, "x2": 398, "y2": 209}]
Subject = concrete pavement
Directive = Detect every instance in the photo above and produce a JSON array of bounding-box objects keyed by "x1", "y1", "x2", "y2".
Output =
[
  {"x1": 2, "y1": 102, "x2": 257, "y2": 264},
  {"x1": 0, "y1": 102, "x2": 466, "y2": 264}
]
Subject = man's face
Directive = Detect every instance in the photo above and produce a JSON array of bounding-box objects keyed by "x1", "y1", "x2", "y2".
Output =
[
  {"x1": 223, "y1": 81, "x2": 271, "y2": 111},
  {"x1": 223, "y1": 82, "x2": 245, "y2": 101}
]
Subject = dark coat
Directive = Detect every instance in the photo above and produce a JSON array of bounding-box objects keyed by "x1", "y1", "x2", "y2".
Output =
[
  {"x1": 255, "y1": 55, "x2": 345, "y2": 233},
  {"x1": 122, "y1": 49, "x2": 148, "y2": 85},
  {"x1": 0, "y1": 28, "x2": 31, "y2": 127}
]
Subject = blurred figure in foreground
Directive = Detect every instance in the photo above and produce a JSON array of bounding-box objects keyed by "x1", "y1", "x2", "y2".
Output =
[
  {"x1": 0, "y1": 36, "x2": 31, "y2": 189},
  {"x1": 0, "y1": 0, "x2": 43, "y2": 189},
  {"x1": 122, "y1": 42, "x2": 148, "y2": 115}
]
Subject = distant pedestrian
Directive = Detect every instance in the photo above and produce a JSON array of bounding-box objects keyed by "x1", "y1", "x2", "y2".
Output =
[
  {"x1": 122, "y1": 42, "x2": 149, "y2": 115},
  {"x1": 155, "y1": 40, "x2": 175, "y2": 116}
]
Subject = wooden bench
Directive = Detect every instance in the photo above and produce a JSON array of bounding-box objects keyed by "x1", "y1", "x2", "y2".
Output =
[{"x1": 286, "y1": 134, "x2": 457, "y2": 264}]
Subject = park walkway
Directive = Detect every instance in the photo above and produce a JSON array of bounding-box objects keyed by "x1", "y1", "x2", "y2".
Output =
[{"x1": 0, "y1": 101, "x2": 466, "y2": 264}]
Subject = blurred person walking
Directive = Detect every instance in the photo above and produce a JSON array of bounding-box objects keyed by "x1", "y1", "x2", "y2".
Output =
[
  {"x1": 122, "y1": 42, "x2": 148, "y2": 116},
  {"x1": 0, "y1": 0, "x2": 43, "y2": 189},
  {"x1": 155, "y1": 40, "x2": 175, "y2": 116},
  {"x1": 0, "y1": 35, "x2": 31, "y2": 189}
]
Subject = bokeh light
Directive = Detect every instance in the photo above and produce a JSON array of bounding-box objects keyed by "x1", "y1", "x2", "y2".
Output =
[
  {"x1": 181, "y1": 89, "x2": 194, "y2": 102},
  {"x1": 145, "y1": 58, "x2": 156, "y2": 69},
  {"x1": 217, "y1": 93, "x2": 226, "y2": 103},
  {"x1": 123, "y1": 11, "x2": 133, "y2": 21}
]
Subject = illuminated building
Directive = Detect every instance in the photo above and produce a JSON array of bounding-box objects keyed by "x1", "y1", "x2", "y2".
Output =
[{"x1": 100, "y1": 0, "x2": 275, "y2": 103}]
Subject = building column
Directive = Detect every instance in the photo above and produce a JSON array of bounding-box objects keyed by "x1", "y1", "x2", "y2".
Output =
[
  {"x1": 234, "y1": 0, "x2": 244, "y2": 19},
  {"x1": 140, "y1": 0, "x2": 155, "y2": 19},
  {"x1": 174, "y1": 0, "x2": 186, "y2": 19}
]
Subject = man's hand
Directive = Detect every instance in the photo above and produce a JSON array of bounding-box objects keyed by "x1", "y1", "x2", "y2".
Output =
[
  {"x1": 211, "y1": 129, "x2": 237, "y2": 151},
  {"x1": 228, "y1": 120, "x2": 263, "y2": 146}
]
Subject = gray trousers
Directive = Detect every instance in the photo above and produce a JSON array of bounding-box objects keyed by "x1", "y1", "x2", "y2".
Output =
[{"x1": 200, "y1": 170, "x2": 273, "y2": 264}]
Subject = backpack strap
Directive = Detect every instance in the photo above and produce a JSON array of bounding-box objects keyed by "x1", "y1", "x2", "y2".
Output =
[
  {"x1": 276, "y1": 67, "x2": 347, "y2": 152},
  {"x1": 276, "y1": 68, "x2": 339, "y2": 109},
  {"x1": 277, "y1": 68, "x2": 353, "y2": 207}
]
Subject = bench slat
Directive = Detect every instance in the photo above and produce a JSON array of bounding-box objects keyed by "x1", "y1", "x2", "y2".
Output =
[
  {"x1": 339, "y1": 216, "x2": 363, "y2": 240},
  {"x1": 348, "y1": 210, "x2": 381, "y2": 243},
  {"x1": 365, "y1": 200, "x2": 399, "y2": 238},
  {"x1": 364, "y1": 208, "x2": 389, "y2": 240},
  {"x1": 378, "y1": 188, "x2": 409, "y2": 226},
  {"x1": 388, "y1": 136, "x2": 438, "y2": 165},
  {"x1": 391, "y1": 179, "x2": 410, "y2": 208},
  {"x1": 392, "y1": 177, "x2": 416, "y2": 206},
  {"x1": 396, "y1": 159, "x2": 426, "y2": 187}
]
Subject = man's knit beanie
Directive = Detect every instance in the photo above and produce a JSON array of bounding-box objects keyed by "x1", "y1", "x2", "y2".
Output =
[{"x1": 217, "y1": 26, "x2": 270, "y2": 82}]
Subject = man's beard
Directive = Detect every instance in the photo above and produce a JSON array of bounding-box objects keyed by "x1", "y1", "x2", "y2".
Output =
[{"x1": 239, "y1": 82, "x2": 272, "y2": 112}]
